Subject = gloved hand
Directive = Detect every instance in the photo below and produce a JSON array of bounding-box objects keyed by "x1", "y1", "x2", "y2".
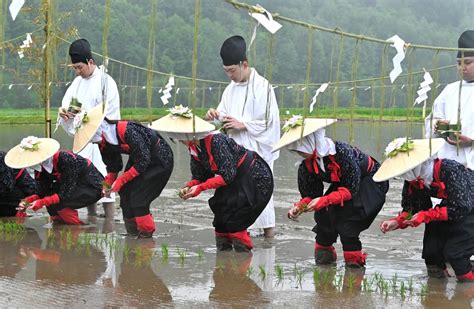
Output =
[
  {"x1": 191, "y1": 175, "x2": 227, "y2": 197},
  {"x1": 29, "y1": 194, "x2": 60, "y2": 211},
  {"x1": 103, "y1": 172, "x2": 118, "y2": 187},
  {"x1": 406, "y1": 206, "x2": 448, "y2": 227},
  {"x1": 393, "y1": 211, "x2": 411, "y2": 229},
  {"x1": 102, "y1": 172, "x2": 118, "y2": 197},
  {"x1": 288, "y1": 197, "x2": 313, "y2": 220},
  {"x1": 112, "y1": 167, "x2": 139, "y2": 192},
  {"x1": 313, "y1": 187, "x2": 352, "y2": 211},
  {"x1": 15, "y1": 211, "x2": 27, "y2": 218},
  {"x1": 185, "y1": 179, "x2": 201, "y2": 188},
  {"x1": 23, "y1": 194, "x2": 40, "y2": 203}
]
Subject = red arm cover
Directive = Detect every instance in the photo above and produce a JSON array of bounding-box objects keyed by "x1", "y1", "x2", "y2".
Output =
[
  {"x1": 314, "y1": 187, "x2": 352, "y2": 211},
  {"x1": 31, "y1": 194, "x2": 60, "y2": 211},
  {"x1": 113, "y1": 167, "x2": 139, "y2": 192},
  {"x1": 192, "y1": 175, "x2": 227, "y2": 197},
  {"x1": 409, "y1": 206, "x2": 448, "y2": 227}
]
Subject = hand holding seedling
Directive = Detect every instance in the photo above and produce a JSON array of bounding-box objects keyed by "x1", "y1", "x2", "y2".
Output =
[
  {"x1": 380, "y1": 220, "x2": 399, "y2": 233},
  {"x1": 180, "y1": 186, "x2": 198, "y2": 200}
]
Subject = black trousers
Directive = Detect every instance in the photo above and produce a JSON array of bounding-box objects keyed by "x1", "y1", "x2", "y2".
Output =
[{"x1": 423, "y1": 208, "x2": 474, "y2": 276}]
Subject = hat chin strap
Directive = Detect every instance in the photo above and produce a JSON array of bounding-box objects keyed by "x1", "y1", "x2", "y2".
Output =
[{"x1": 400, "y1": 158, "x2": 434, "y2": 186}]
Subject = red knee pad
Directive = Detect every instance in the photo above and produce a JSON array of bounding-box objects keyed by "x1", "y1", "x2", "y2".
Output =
[
  {"x1": 457, "y1": 271, "x2": 474, "y2": 282},
  {"x1": 57, "y1": 208, "x2": 84, "y2": 225},
  {"x1": 228, "y1": 230, "x2": 253, "y2": 250},
  {"x1": 343, "y1": 251, "x2": 368, "y2": 267},
  {"x1": 315, "y1": 243, "x2": 337, "y2": 260},
  {"x1": 135, "y1": 214, "x2": 156, "y2": 234}
]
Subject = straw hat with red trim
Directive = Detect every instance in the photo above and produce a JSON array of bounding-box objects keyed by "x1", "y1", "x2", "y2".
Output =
[
  {"x1": 5, "y1": 136, "x2": 60, "y2": 169},
  {"x1": 272, "y1": 115, "x2": 337, "y2": 153},
  {"x1": 149, "y1": 105, "x2": 215, "y2": 140},
  {"x1": 373, "y1": 137, "x2": 445, "y2": 182},
  {"x1": 72, "y1": 102, "x2": 106, "y2": 153}
]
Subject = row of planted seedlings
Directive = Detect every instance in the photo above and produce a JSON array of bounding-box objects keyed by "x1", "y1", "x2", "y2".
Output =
[
  {"x1": 0, "y1": 221, "x2": 27, "y2": 242},
  {"x1": 43, "y1": 230, "x2": 207, "y2": 267},
  {"x1": 243, "y1": 261, "x2": 429, "y2": 301}
]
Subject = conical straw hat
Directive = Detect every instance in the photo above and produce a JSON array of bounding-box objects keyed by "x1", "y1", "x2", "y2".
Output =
[
  {"x1": 272, "y1": 117, "x2": 337, "y2": 152},
  {"x1": 373, "y1": 138, "x2": 445, "y2": 182},
  {"x1": 73, "y1": 102, "x2": 106, "y2": 153},
  {"x1": 150, "y1": 113, "x2": 214, "y2": 136},
  {"x1": 5, "y1": 137, "x2": 60, "y2": 169}
]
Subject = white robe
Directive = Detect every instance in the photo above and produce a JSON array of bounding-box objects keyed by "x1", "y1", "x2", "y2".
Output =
[
  {"x1": 425, "y1": 81, "x2": 474, "y2": 169},
  {"x1": 59, "y1": 66, "x2": 121, "y2": 203},
  {"x1": 217, "y1": 68, "x2": 280, "y2": 229}
]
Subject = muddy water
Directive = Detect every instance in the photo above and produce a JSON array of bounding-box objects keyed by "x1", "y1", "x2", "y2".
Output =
[{"x1": 0, "y1": 122, "x2": 473, "y2": 308}]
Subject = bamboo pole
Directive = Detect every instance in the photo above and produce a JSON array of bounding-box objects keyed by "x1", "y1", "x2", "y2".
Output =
[{"x1": 42, "y1": 0, "x2": 52, "y2": 137}]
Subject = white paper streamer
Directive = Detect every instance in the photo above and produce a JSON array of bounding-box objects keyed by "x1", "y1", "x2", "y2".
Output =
[
  {"x1": 249, "y1": 5, "x2": 282, "y2": 34},
  {"x1": 17, "y1": 33, "x2": 33, "y2": 58},
  {"x1": 414, "y1": 70, "x2": 433, "y2": 106},
  {"x1": 309, "y1": 83, "x2": 329, "y2": 113},
  {"x1": 386, "y1": 35, "x2": 406, "y2": 83},
  {"x1": 9, "y1": 0, "x2": 25, "y2": 21},
  {"x1": 248, "y1": 22, "x2": 258, "y2": 50},
  {"x1": 160, "y1": 76, "x2": 175, "y2": 105}
]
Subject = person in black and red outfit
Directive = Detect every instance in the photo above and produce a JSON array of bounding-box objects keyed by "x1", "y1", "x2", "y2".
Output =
[
  {"x1": 0, "y1": 151, "x2": 38, "y2": 217},
  {"x1": 5, "y1": 137, "x2": 103, "y2": 224},
  {"x1": 274, "y1": 117, "x2": 388, "y2": 267},
  {"x1": 150, "y1": 110, "x2": 273, "y2": 252},
  {"x1": 377, "y1": 138, "x2": 474, "y2": 282},
  {"x1": 71, "y1": 102, "x2": 174, "y2": 238}
]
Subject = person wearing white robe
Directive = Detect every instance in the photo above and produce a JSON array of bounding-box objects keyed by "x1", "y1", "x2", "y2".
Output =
[
  {"x1": 58, "y1": 38, "x2": 121, "y2": 218},
  {"x1": 425, "y1": 30, "x2": 474, "y2": 169},
  {"x1": 207, "y1": 35, "x2": 280, "y2": 238}
]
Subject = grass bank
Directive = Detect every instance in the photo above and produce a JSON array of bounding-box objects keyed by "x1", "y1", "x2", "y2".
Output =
[{"x1": 0, "y1": 106, "x2": 427, "y2": 125}]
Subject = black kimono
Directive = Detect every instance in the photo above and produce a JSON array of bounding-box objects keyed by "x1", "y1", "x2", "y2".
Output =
[
  {"x1": 100, "y1": 120, "x2": 173, "y2": 219},
  {"x1": 400, "y1": 158, "x2": 474, "y2": 277},
  {"x1": 298, "y1": 141, "x2": 388, "y2": 252},
  {"x1": 0, "y1": 151, "x2": 38, "y2": 216},
  {"x1": 190, "y1": 133, "x2": 273, "y2": 233},
  {"x1": 35, "y1": 150, "x2": 103, "y2": 216}
]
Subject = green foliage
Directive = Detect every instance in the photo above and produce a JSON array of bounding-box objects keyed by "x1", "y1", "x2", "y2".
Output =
[{"x1": 1, "y1": 0, "x2": 471, "y2": 109}]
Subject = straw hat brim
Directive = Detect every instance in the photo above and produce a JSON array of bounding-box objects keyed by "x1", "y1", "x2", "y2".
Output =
[
  {"x1": 272, "y1": 118, "x2": 337, "y2": 153},
  {"x1": 149, "y1": 114, "x2": 215, "y2": 134},
  {"x1": 373, "y1": 138, "x2": 445, "y2": 182},
  {"x1": 5, "y1": 138, "x2": 60, "y2": 169},
  {"x1": 73, "y1": 102, "x2": 106, "y2": 153}
]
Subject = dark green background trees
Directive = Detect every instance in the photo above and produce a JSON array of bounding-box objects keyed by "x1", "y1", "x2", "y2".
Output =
[{"x1": 1, "y1": 0, "x2": 473, "y2": 109}]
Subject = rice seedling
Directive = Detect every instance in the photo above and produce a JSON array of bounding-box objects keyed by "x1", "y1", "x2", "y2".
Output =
[
  {"x1": 321, "y1": 270, "x2": 332, "y2": 286},
  {"x1": 408, "y1": 277, "x2": 414, "y2": 294},
  {"x1": 313, "y1": 268, "x2": 321, "y2": 285},
  {"x1": 246, "y1": 265, "x2": 253, "y2": 277},
  {"x1": 161, "y1": 243, "x2": 169, "y2": 259},
  {"x1": 197, "y1": 248, "x2": 204, "y2": 260},
  {"x1": 419, "y1": 283, "x2": 428, "y2": 298},
  {"x1": 346, "y1": 271, "x2": 356, "y2": 291},
  {"x1": 400, "y1": 280, "x2": 406, "y2": 300},
  {"x1": 216, "y1": 260, "x2": 225, "y2": 273},
  {"x1": 362, "y1": 277, "x2": 372, "y2": 292},
  {"x1": 123, "y1": 243, "x2": 131, "y2": 263},
  {"x1": 258, "y1": 265, "x2": 267, "y2": 279},
  {"x1": 177, "y1": 248, "x2": 187, "y2": 266},
  {"x1": 391, "y1": 273, "x2": 398, "y2": 290},
  {"x1": 275, "y1": 264, "x2": 284, "y2": 282}
]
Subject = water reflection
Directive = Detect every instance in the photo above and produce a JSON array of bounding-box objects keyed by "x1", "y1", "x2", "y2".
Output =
[
  {"x1": 114, "y1": 238, "x2": 172, "y2": 307},
  {"x1": 0, "y1": 226, "x2": 41, "y2": 278},
  {"x1": 209, "y1": 251, "x2": 270, "y2": 307},
  {"x1": 2, "y1": 123, "x2": 474, "y2": 308}
]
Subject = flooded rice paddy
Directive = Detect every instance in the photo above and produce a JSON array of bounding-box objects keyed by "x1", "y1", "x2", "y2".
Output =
[{"x1": 0, "y1": 121, "x2": 473, "y2": 308}]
